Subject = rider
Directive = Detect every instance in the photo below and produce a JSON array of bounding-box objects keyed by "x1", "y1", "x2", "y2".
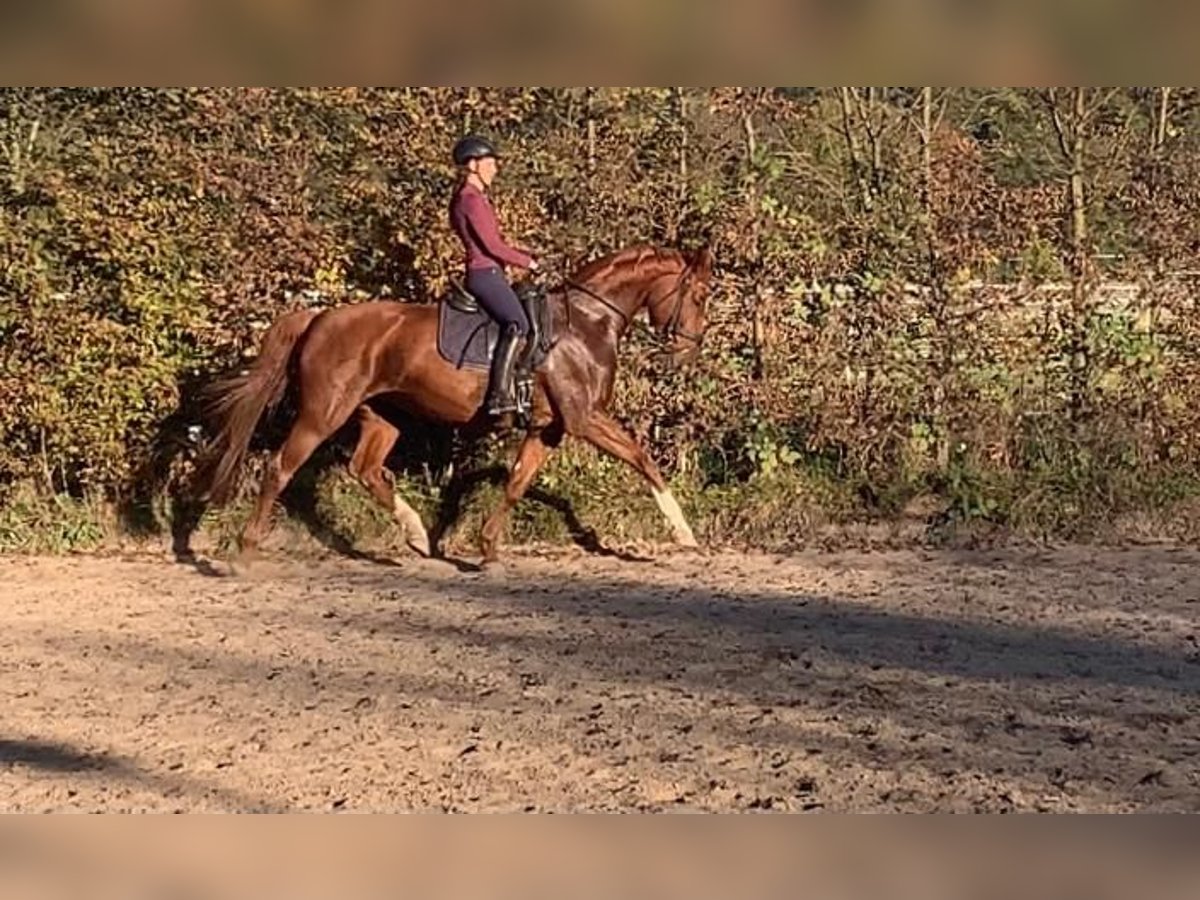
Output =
[{"x1": 449, "y1": 134, "x2": 540, "y2": 415}]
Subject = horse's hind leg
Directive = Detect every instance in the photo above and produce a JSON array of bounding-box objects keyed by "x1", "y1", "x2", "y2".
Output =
[
  {"x1": 348, "y1": 405, "x2": 431, "y2": 557},
  {"x1": 239, "y1": 415, "x2": 326, "y2": 557},
  {"x1": 240, "y1": 397, "x2": 360, "y2": 558},
  {"x1": 579, "y1": 412, "x2": 698, "y2": 547}
]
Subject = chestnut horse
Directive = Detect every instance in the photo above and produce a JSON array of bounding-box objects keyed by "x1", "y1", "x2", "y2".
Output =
[{"x1": 198, "y1": 243, "x2": 713, "y2": 562}]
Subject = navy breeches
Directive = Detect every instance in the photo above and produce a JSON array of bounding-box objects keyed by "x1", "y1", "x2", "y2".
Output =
[{"x1": 466, "y1": 267, "x2": 529, "y2": 335}]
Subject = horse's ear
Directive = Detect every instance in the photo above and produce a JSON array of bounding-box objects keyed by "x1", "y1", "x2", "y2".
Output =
[{"x1": 691, "y1": 245, "x2": 714, "y2": 277}]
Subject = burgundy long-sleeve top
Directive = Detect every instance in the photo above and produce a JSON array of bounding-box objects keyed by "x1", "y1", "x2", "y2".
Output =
[{"x1": 449, "y1": 182, "x2": 533, "y2": 272}]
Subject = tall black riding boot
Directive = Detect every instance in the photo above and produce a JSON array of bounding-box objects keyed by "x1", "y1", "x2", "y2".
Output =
[{"x1": 486, "y1": 324, "x2": 522, "y2": 415}]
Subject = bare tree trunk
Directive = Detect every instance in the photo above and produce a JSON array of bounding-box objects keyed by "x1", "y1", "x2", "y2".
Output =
[
  {"x1": 866, "y1": 87, "x2": 883, "y2": 195},
  {"x1": 463, "y1": 86, "x2": 478, "y2": 132},
  {"x1": 742, "y1": 92, "x2": 765, "y2": 380},
  {"x1": 1045, "y1": 87, "x2": 1101, "y2": 420},
  {"x1": 918, "y1": 87, "x2": 951, "y2": 470},
  {"x1": 741, "y1": 100, "x2": 757, "y2": 160},
  {"x1": 671, "y1": 88, "x2": 689, "y2": 244},
  {"x1": 1043, "y1": 89, "x2": 1092, "y2": 300},
  {"x1": 678, "y1": 87, "x2": 688, "y2": 179},
  {"x1": 1068, "y1": 88, "x2": 1090, "y2": 420},
  {"x1": 1153, "y1": 86, "x2": 1172, "y2": 155},
  {"x1": 1070, "y1": 88, "x2": 1088, "y2": 282},
  {"x1": 921, "y1": 87, "x2": 933, "y2": 206},
  {"x1": 585, "y1": 87, "x2": 596, "y2": 171},
  {"x1": 839, "y1": 87, "x2": 871, "y2": 211}
]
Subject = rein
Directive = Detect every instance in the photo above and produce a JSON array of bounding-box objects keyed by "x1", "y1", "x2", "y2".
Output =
[{"x1": 563, "y1": 260, "x2": 702, "y2": 349}]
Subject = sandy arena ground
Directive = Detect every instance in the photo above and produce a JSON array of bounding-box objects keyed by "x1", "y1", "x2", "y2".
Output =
[{"x1": 1, "y1": 544, "x2": 1198, "y2": 812}]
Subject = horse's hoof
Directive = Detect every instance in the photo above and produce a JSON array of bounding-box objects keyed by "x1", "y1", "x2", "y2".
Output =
[
  {"x1": 229, "y1": 545, "x2": 259, "y2": 576},
  {"x1": 674, "y1": 529, "x2": 699, "y2": 548},
  {"x1": 406, "y1": 532, "x2": 432, "y2": 558},
  {"x1": 479, "y1": 529, "x2": 501, "y2": 565}
]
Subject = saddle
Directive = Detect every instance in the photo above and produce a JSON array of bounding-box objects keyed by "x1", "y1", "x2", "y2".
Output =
[{"x1": 436, "y1": 280, "x2": 555, "y2": 415}]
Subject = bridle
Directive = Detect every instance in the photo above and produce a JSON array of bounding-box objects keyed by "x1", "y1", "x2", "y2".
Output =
[{"x1": 564, "y1": 259, "x2": 704, "y2": 349}]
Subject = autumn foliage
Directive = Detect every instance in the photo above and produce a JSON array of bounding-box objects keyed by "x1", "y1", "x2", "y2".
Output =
[{"x1": 3, "y1": 87, "x2": 1200, "y2": 547}]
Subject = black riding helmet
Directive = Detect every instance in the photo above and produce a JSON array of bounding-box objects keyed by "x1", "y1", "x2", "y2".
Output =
[{"x1": 452, "y1": 134, "x2": 499, "y2": 166}]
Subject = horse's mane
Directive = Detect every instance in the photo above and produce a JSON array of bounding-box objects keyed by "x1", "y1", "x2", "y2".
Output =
[{"x1": 568, "y1": 244, "x2": 687, "y2": 284}]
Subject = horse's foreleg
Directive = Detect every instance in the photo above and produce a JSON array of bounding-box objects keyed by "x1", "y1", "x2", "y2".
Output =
[
  {"x1": 480, "y1": 421, "x2": 564, "y2": 562},
  {"x1": 348, "y1": 405, "x2": 431, "y2": 557},
  {"x1": 580, "y1": 412, "x2": 698, "y2": 547}
]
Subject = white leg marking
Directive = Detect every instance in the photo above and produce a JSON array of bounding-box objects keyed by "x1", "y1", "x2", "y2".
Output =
[
  {"x1": 652, "y1": 487, "x2": 697, "y2": 547},
  {"x1": 393, "y1": 495, "x2": 431, "y2": 557}
]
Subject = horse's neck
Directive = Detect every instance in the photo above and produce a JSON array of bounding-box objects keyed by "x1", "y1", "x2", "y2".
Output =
[
  {"x1": 579, "y1": 273, "x2": 651, "y2": 332},
  {"x1": 559, "y1": 257, "x2": 678, "y2": 342}
]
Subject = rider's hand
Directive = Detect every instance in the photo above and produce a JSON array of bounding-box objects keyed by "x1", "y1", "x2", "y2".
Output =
[{"x1": 527, "y1": 258, "x2": 540, "y2": 272}]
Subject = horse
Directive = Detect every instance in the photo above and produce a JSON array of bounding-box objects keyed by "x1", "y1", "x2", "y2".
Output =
[{"x1": 197, "y1": 242, "x2": 713, "y2": 562}]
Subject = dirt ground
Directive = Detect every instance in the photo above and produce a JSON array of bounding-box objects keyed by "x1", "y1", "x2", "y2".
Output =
[{"x1": 1, "y1": 543, "x2": 1198, "y2": 812}]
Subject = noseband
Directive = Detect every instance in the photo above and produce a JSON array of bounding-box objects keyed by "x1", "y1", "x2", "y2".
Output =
[{"x1": 657, "y1": 267, "x2": 705, "y2": 346}]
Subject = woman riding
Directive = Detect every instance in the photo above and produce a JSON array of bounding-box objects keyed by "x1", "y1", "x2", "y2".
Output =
[{"x1": 448, "y1": 134, "x2": 540, "y2": 415}]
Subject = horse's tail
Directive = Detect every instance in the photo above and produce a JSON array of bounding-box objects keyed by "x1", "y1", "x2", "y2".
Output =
[{"x1": 197, "y1": 308, "x2": 321, "y2": 505}]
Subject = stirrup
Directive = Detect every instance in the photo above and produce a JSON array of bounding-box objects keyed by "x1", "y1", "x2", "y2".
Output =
[
  {"x1": 515, "y1": 375, "x2": 533, "y2": 413},
  {"x1": 486, "y1": 391, "x2": 518, "y2": 415}
]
